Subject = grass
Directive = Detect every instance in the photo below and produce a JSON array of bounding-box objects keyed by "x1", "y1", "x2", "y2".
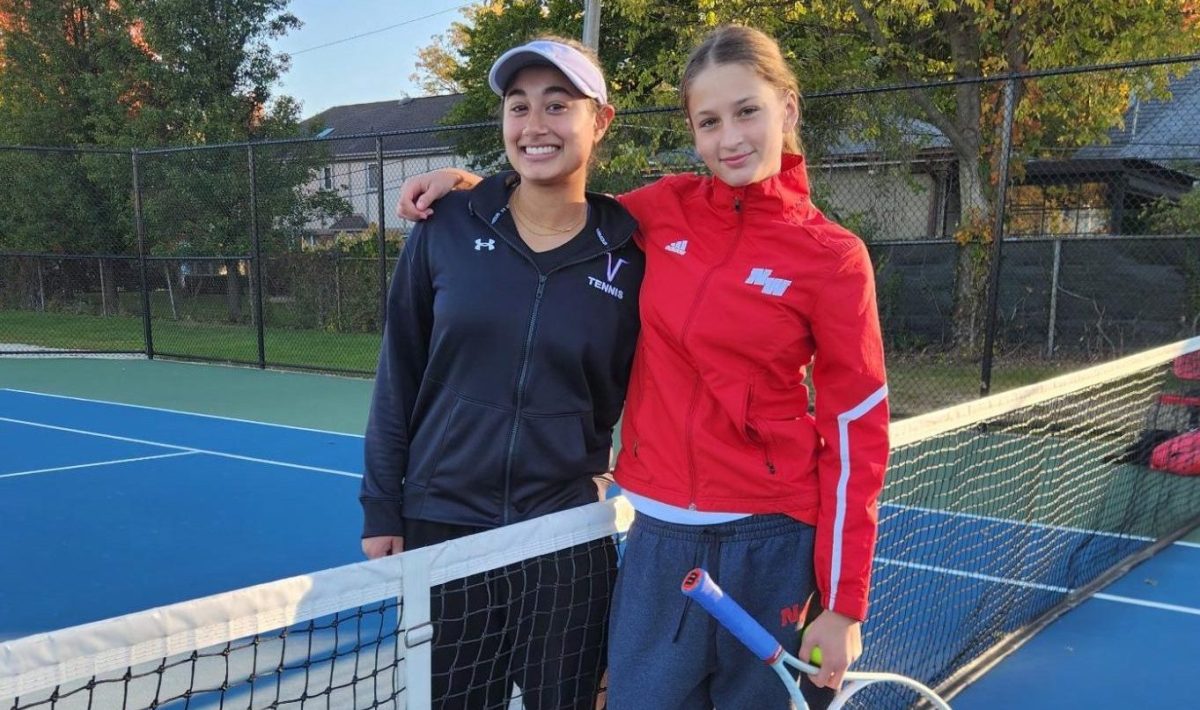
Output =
[
  {"x1": 0, "y1": 310, "x2": 380, "y2": 373},
  {"x1": 70, "y1": 289, "x2": 378, "y2": 332},
  {"x1": 0, "y1": 309, "x2": 1087, "y2": 414}
]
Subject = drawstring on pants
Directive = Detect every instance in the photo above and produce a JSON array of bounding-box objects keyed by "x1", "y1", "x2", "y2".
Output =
[{"x1": 672, "y1": 527, "x2": 722, "y2": 642}]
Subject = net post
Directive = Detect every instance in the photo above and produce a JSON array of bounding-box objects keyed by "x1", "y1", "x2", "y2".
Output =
[{"x1": 400, "y1": 547, "x2": 434, "y2": 708}]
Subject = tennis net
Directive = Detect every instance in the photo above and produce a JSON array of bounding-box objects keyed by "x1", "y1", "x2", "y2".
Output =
[
  {"x1": 1, "y1": 499, "x2": 632, "y2": 710},
  {"x1": 859, "y1": 335, "x2": 1200, "y2": 707},
  {"x1": 3, "y1": 337, "x2": 1200, "y2": 709}
]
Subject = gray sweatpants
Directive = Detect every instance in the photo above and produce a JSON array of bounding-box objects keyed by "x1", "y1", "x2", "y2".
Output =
[{"x1": 607, "y1": 512, "x2": 833, "y2": 709}]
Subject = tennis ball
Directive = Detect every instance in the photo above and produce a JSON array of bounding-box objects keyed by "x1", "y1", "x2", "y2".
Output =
[{"x1": 800, "y1": 627, "x2": 823, "y2": 666}]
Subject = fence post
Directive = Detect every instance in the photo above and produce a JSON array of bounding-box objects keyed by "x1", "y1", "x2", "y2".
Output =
[
  {"x1": 376, "y1": 135, "x2": 388, "y2": 333},
  {"x1": 248, "y1": 144, "x2": 266, "y2": 369},
  {"x1": 1046, "y1": 238, "x2": 1062, "y2": 357},
  {"x1": 35, "y1": 258, "x2": 46, "y2": 312},
  {"x1": 131, "y1": 149, "x2": 155, "y2": 359},
  {"x1": 979, "y1": 78, "x2": 1019, "y2": 396}
]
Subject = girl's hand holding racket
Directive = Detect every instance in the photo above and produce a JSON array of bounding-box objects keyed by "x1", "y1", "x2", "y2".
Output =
[{"x1": 681, "y1": 568, "x2": 951, "y2": 710}]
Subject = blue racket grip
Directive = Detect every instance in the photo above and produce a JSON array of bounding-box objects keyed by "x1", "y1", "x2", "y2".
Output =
[{"x1": 681, "y1": 568, "x2": 783, "y2": 663}]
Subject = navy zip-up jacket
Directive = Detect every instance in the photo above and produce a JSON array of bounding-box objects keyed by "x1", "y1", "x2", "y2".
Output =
[{"x1": 361, "y1": 172, "x2": 644, "y2": 536}]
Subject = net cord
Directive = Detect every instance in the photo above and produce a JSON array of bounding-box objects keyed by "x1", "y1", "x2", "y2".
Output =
[{"x1": 892, "y1": 335, "x2": 1200, "y2": 448}]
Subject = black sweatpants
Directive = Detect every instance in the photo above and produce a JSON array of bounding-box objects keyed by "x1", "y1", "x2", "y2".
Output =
[{"x1": 405, "y1": 518, "x2": 618, "y2": 710}]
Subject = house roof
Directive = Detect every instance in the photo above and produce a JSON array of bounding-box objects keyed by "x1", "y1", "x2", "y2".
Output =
[
  {"x1": 1073, "y1": 68, "x2": 1200, "y2": 162},
  {"x1": 302, "y1": 94, "x2": 465, "y2": 158},
  {"x1": 824, "y1": 118, "x2": 951, "y2": 160},
  {"x1": 329, "y1": 214, "x2": 370, "y2": 231}
]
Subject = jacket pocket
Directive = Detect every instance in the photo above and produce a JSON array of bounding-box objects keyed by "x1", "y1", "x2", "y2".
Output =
[
  {"x1": 510, "y1": 412, "x2": 603, "y2": 513},
  {"x1": 743, "y1": 382, "x2": 817, "y2": 478},
  {"x1": 748, "y1": 415, "x2": 820, "y2": 481},
  {"x1": 410, "y1": 395, "x2": 509, "y2": 506}
]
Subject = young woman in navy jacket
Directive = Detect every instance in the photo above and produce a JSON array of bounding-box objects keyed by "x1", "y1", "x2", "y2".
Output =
[{"x1": 360, "y1": 38, "x2": 644, "y2": 709}]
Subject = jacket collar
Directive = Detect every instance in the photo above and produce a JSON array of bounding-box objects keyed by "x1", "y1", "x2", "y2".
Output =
[
  {"x1": 468, "y1": 171, "x2": 639, "y2": 255},
  {"x1": 707, "y1": 153, "x2": 814, "y2": 221}
]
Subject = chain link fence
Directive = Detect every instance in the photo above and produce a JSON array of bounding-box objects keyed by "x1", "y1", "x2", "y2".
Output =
[{"x1": 2, "y1": 60, "x2": 1197, "y2": 417}]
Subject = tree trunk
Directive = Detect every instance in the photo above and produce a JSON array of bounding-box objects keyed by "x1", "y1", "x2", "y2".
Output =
[
  {"x1": 951, "y1": 155, "x2": 993, "y2": 359},
  {"x1": 225, "y1": 258, "x2": 243, "y2": 323}
]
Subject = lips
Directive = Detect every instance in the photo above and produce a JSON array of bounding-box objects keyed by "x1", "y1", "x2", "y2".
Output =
[{"x1": 721, "y1": 153, "x2": 751, "y2": 168}]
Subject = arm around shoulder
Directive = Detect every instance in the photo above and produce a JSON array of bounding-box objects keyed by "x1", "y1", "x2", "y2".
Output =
[{"x1": 397, "y1": 168, "x2": 484, "y2": 221}]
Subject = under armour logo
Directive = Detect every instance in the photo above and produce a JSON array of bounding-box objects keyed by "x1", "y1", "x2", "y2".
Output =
[
  {"x1": 475, "y1": 238, "x2": 495, "y2": 251},
  {"x1": 746, "y1": 268, "x2": 791, "y2": 297}
]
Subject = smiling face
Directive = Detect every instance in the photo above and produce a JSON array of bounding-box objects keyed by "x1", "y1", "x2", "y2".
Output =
[
  {"x1": 685, "y1": 61, "x2": 799, "y2": 187},
  {"x1": 502, "y1": 65, "x2": 614, "y2": 189}
]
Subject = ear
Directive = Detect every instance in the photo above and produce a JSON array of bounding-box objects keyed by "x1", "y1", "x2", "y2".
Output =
[
  {"x1": 593, "y1": 103, "x2": 617, "y2": 142},
  {"x1": 782, "y1": 89, "x2": 800, "y2": 134}
]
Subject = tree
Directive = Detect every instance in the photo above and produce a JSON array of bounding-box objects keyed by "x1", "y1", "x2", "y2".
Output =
[
  {"x1": 0, "y1": 0, "x2": 347, "y2": 322},
  {"x1": 836, "y1": 0, "x2": 1200, "y2": 354},
  {"x1": 415, "y1": 0, "x2": 1200, "y2": 355}
]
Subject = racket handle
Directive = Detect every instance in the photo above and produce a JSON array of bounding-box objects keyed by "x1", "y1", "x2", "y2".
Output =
[{"x1": 681, "y1": 568, "x2": 783, "y2": 663}]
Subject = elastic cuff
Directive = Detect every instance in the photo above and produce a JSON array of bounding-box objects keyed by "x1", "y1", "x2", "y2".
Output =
[
  {"x1": 822, "y1": 592, "x2": 867, "y2": 623},
  {"x1": 361, "y1": 498, "x2": 404, "y2": 538}
]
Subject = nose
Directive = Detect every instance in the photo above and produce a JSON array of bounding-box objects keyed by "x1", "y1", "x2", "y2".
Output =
[
  {"x1": 523, "y1": 111, "x2": 547, "y2": 135},
  {"x1": 719, "y1": 124, "x2": 743, "y2": 152}
]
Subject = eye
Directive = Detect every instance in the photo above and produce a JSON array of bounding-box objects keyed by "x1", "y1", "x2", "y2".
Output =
[
  {"x1": 508, "y1": 102, "x2": 528, "y2": 115},
  {"x1": 698, "y1": 117, "x2": 718, "y2": 129},
  {"x1": 738, "y1": 106, "x2": 760, "y2": 118},
  {"x1": 546, "y1": 102, "x2": 568, "y2": 113}
]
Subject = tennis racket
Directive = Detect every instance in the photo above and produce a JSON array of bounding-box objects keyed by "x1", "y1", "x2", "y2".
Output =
[{"x1": 681, "y1": 568, "x2": 951, "y2": 710}]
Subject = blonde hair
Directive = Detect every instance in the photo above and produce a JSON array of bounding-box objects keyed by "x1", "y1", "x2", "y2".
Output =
[{"x1": 680, "y1": 25, "x2": 803, "y2": 155}]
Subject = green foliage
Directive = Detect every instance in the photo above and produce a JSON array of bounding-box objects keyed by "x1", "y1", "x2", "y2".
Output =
[
  {"x1": 1145, "y1": 188, "x2": 1200, "y2": 235},
  {"x1": 0, "y1": 0, "x2": 347, "y2": 261}
]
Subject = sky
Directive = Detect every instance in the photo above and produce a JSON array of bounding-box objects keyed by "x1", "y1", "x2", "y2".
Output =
[{"x1": 269, "y1": 1, "x2": 476, "y2": 119}]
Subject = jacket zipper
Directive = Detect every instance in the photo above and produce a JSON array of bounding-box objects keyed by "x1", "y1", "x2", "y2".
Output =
[
  {"x1": 678, "y1": 194, "x2": 745, "y2": 508},
  {"x1": 747, "y1": 382, "x2": 777, "y2": 475},
  {"x1": 502, "y1": 273, "x2": 547, "y2": 525}
]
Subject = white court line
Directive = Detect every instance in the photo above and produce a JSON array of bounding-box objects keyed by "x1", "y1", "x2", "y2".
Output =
[
  {"x1": 878, "y1": 557, "x2": 1200, "y2": 616},
  {"x1": 1093, "y1": 593, "x2": 1200, "y2": 617},
  {"x1": 0, "y1": 416, "x2": 361, "y2": 479},
  {"x1": 0, "y1": 388, "x2": 364, "y2": 438},
  {"x1": 0, "y1": 451, "x2": 198, "y2": 479},
  {"x1": 883, "y1": 502, "x2": 1155, "y2": 544},
  {"x1": 877, "y1": 557, "x2": 1069, "y2": 594},
  {"x1": 1176, "y1": 540, "x2": 1200, "y2": 549}
]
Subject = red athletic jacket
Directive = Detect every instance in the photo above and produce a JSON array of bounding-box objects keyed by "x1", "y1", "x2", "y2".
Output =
[{"x1": 613, "y1": 154, "x2": 889, "y2": 621}]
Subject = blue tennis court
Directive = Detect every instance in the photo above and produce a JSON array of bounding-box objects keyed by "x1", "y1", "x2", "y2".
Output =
[
  {"x1": 0, "y1": 387, "x2": 365, "y2": 640},
  {"x1": 3, "y1": 381, "x2": 1199, "y2": 708}
]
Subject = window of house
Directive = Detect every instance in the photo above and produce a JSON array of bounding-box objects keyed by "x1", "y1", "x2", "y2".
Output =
[
  {"x1": 322, "y1": 166, "x2": 332, "y2": 190},
  {"x1": 366, "y1": 163, "x2": 379, "y2": 191},
  {"x1": 1007, "y1": 182, "x2": 1110, "y2": 237}
]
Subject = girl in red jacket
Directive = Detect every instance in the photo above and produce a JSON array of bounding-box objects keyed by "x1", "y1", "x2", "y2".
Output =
[{"x1": 400, "y1": 25, "x2": 889, "y2": 710}]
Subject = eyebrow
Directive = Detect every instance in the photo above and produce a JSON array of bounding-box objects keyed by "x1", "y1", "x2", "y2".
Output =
[
  {"x1": 691, "y1": 94, "x2": 753, "y2": 115},
  {"x1": 505, "y1": 85, "x2": 578, "y2": 100}
]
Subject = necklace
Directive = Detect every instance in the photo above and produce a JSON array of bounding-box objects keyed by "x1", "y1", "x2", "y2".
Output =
[{"x1": 510, "y1": 186, "x2": 587, "y2": 238}]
